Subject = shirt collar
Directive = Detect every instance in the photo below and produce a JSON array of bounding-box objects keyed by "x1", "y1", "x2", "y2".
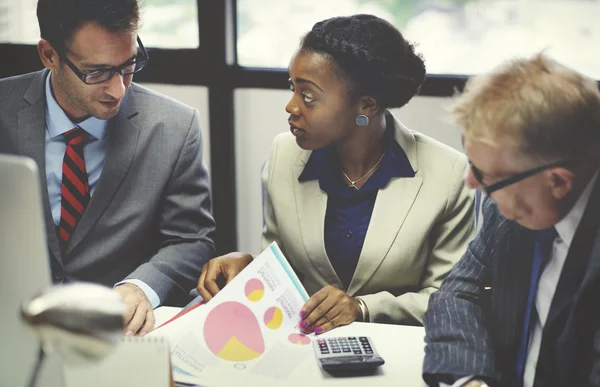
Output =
[
  {"x1": 45, "y1": 71, "x2": 109, "y2": 140},
  {"x1": 554, "y1": 170, "x2": 599, "y2": 248},
  {"x1": 299, "y1": 122, "x2": 415, "y2": 196}
]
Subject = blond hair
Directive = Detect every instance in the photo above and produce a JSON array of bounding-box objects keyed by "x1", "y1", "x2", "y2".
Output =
[{"x1": 453, "y1": 53, "x2": 600, "y2": 161}]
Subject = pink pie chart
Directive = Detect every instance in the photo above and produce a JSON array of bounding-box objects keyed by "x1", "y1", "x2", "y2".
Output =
[
  {"x1": 203, "y1": 301, "x2": 266, "y2": 361},
  {"x1": 245, "y1": 278, "x2": 265, "y2": 302},
  {"x1": 288, "y1": 333, "x2": 311, "y2": 345}
]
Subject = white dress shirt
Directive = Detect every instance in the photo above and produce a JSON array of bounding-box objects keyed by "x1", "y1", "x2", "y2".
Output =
[{"x1": 523, "y1": 171, "x2": 598, "y2": 387}]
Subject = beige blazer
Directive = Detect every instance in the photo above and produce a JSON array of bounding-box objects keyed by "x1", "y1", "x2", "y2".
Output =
[{"x1": 261, "y1": 114, "x2": 475, "y2": 325}]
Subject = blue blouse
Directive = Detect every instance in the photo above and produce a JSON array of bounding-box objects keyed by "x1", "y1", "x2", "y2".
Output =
[{"x1": 298, "y1": 121, "x2": 415, "y2": 288}]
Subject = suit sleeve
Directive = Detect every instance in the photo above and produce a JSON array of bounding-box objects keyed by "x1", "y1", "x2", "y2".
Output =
[
  {"x1": 422, "y1": 198, "x2": 501, "y2": 386},
  {"x1": 126, "y1": 109, "x2": 216, "y2": 304},
  {"x1": 359, "y1": 155, "x2": 476, "y2": 324}
]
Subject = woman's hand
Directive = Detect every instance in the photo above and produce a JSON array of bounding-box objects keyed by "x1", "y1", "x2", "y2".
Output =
[
  {"x1": 196, "y1": 252, "x2": 253, "y2": 301},
  {"x1": 298, "y1": 285, "x2": 362, "y2": 335}
]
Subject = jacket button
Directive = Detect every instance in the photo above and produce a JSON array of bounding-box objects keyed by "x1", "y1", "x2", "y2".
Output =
[
  {"x1": 54, "y1": 270, "x2": 64, "y2": 281},
  {"x1": 346, "y1": 231, "x2": 353, "y2": 238}
]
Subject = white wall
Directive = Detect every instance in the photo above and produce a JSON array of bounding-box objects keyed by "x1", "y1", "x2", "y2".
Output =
[{"x1": 234, "y1": 89, "x2": 462, "y2": 255}]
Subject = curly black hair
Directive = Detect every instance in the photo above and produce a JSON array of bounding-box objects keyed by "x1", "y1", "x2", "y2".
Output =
[{"x1": 300, "y1": 14, "x2": 426, "y2": 110}]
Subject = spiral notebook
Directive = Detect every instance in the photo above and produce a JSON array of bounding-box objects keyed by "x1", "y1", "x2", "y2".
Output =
[{"x1": 63, "y1": 336, "x2": 171, "y2": 387}]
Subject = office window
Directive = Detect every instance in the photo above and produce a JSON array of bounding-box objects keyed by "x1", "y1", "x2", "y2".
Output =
[
  {"x1": 0, "y1": 0, "x2": 38, "y2": 44},
  {"x1": 237, "y1": 0, "x2": 600, "y2": 79},
  {"x1": 0, "y1": 0, "x2": 199, "y2": 48},
  {"x1": 140, "y1": 0, "x2": 199, "y2": 48}
]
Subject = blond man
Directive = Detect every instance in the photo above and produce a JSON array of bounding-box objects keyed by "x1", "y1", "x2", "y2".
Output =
[{"x1": 422, "y1": 54, "x2": 600, "y2": 387}]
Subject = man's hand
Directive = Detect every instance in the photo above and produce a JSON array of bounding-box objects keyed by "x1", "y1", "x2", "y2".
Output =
[
  {"x1": 114, "y1": 283, "x2": 155, "y2": 336},
  {"x1": 298, "y1": 285, "x2": 362, "y2": 335},
  {"x1": 197, "y1": 252, "x2": 253, "y2": 301}
]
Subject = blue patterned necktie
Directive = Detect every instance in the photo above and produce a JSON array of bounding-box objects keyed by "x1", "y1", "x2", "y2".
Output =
[{"x1": 515, "y1": 226, "x2": 557, "y2": 387}]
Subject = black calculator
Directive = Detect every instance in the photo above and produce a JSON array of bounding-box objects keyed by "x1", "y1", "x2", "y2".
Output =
[{"x1": 313, "y1": 336, "x2": 385, "y2": 372}]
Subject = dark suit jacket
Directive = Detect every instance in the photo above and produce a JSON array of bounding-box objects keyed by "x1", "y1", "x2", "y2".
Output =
[
  {"x1": 423, "y1": 177, "x2": 600, "y2": 387},
  {"x1": 0, "y1": 70, "x2": 216, "y2": 305}
]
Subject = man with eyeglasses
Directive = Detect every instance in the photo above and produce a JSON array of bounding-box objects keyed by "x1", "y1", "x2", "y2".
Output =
[
  {"x1": 423, "y1": 54, "x2": 600, "y2": 387},
  {"x1": 0, "y1": 0, "x2": 215, "y2": 336}
]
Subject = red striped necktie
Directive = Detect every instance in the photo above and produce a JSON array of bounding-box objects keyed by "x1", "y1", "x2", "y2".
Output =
[{"x1": 58, "y1": 128, "x2": 90, "y2": 253}]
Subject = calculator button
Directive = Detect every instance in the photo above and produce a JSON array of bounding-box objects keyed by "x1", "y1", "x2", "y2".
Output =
[
  {"x1": 342, "y1": 348, "x2": 352, "y2": 353},
  {"x1": 365, "y1": 350, "x2": 373, "y2": 354},
  {"x1": 353, "y1": 350, "x2": 362, "y2": 354},
  {"x1": 332, "y1": 349, "x2": 341, "y2": 353},
  {"x1": 359, "y1": 337, "x2": 369, "y2": 342}
]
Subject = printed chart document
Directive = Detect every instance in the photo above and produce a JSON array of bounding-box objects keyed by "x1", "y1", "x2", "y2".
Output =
[{"x1": 150, "y1": 242, "x2": 313, "y2": 386}]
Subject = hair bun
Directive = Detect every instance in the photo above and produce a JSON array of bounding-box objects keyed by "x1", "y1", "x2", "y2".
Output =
[{"x1": 301, "y1": 15, "x2": 426, "y2": 109}]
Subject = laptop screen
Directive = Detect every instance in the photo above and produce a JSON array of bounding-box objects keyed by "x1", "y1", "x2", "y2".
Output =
[{"x1": 0, "y1": 155, "x2": 63, "y2": 387}]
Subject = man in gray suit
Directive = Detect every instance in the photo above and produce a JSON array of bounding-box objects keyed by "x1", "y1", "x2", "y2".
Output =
[
  {"x1": 423, "y1": 54, "x2": 600, "y2": 386},
  {"x1": 0, "y1": 0, "x2": 215, "y2": 335}
]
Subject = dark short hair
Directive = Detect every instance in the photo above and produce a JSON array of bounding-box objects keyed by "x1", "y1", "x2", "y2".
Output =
[
  {"x1": 300, "y1": 14, "x2": 426, "y2": 110},
  {"x1": 37, "y1": 0, "x2": 141, "y2": 53}
]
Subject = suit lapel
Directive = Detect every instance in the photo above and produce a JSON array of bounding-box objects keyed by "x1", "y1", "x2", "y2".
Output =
[
  {"x1": 66, "y1": 91, "x2": 141, "y2": 255},
  {"x1": 347, "y1": 115, "x2": 422, "y2": 295},
  {"x1": 496, "y1": 224, "x2": 535, "y2": 362},
  {"x1": 578, "y1": 217, "x2": 600, "y2": 296},
  {"x1": 17, "y1": 70, "x2": 62, "y2": 264},
  {"x1": 293, "y1": 160, "x2": 343, "y2": 288},
  {"x1": 347, "y1": 175, "x2": 422, "y2": 295}
]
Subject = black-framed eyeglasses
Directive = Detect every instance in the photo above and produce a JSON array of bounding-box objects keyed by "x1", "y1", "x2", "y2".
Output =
[
  {"x1": 469, "y1": 159, "x2": 575, "y2": 196},
  {"x1": 59, "y1": 36, "x2": 149, "y2": 85}
]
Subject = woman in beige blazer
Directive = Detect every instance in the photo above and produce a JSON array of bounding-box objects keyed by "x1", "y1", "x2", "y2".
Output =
[{"x1": 198, "y1": 15, "x2": 475, "y2": 334}]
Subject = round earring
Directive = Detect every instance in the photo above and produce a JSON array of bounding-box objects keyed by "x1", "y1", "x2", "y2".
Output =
[{"x1": 355, "y1": 114, "x2": 369, "y2": 127}]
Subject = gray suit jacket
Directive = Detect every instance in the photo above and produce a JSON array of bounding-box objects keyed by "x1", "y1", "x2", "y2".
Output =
[
  {"x1": 423, "y1": 179, "x2": 600, "y2": 387},
  {"x1": 0, "y1": 70, "x2": 216, "y2": 305}
]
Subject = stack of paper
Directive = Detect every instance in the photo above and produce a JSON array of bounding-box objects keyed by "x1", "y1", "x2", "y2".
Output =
[
  {"x1": 63, "y1": 336, "x2": 171, "y2": 387},
  {"x1": 150, "y1": 242, "x2": 313, "y2": 386}
]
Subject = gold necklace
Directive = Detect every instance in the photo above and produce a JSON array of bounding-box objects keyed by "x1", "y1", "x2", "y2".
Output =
[{"x1": 341, "y1": 153, "x2": 385, "y2": 191}]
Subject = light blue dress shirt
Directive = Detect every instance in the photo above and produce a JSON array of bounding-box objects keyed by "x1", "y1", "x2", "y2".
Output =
[{"x1": 44, "y1": 72, "x2": 160, "y2": 308}]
